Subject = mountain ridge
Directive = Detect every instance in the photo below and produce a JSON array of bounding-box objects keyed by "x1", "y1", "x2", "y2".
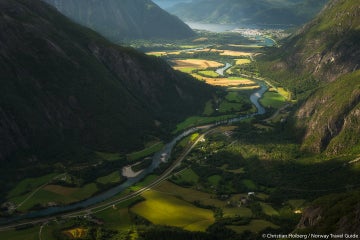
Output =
[
  {"x1": 0, "y1": 0, "x2": 213, "y2": 177},
  {"x1": 43, "y1": 0, "x2": 195, "y2": 42}
]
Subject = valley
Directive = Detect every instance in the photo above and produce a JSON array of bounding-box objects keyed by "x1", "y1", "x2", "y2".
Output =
[{"x1": 0, "y1": 0, "x2": 359, "y2": 239}]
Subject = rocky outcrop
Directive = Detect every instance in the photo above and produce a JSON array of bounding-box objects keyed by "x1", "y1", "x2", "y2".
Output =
[{"x1": 297, "y1": 207, "x2": 322, "y2": 229}]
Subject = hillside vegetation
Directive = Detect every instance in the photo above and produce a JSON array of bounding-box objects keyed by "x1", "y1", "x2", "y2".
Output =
[
  {"x1": 169, "y1": 0, "x2": 328, "y2": 26},
  {"x1": 43, "y1": 0, "x2": 195, "y2": 42},
  {"x1": 0, "y1": 0, "x2": 212, "y2": 189}
]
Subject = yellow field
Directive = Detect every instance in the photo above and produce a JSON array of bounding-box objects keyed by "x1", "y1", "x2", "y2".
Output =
[
  {"x1": 194, "y1": 75, "x2": 258, "y2": 87},
  {"x1": 130, "y1": 190, "x2": 215, "y2": 231},
  {"x1": 146, "y1": 51, "x2": 181, "y2": 56},
  {"x1": 171, "y1": 59, "x2": 223, "y2": 69},
  {"x1": 63, "y1": 228, "x2": 88, "y2": 239},
  {"x1": 227, "y1": 220, "x2": 279, "y2": 233},
  {"x1": 219, "y1": 50, "x2": 253, "y2": 57},
  {"x1": 155, "y1": 181, "x2": 224, "y2": 207},
  {"x1": 235, "y1": 59, "x2": 251, "y2": 65},
  {"x1": 228, "y1": 44, "x2": 263, "y2": 48}
]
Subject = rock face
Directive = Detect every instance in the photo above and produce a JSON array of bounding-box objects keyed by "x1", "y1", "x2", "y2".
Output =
[
  {"x1": 0, "y1": 0, "x2": 212, "y2": 166},
  {"x1": 43, "y1": 0, "x2": 195, "y2": 42},
  {"x1": 261, "y1": 0, "x2": 360, "y2": 154}
]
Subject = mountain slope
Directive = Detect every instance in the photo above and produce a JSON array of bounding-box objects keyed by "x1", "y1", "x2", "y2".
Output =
[
  {"x1": 43, "y1": 0, "x2": 195, "y2": 42},
  {"x1": 0, "y1": 0, "x2": 212, "y2": 171},
  {"x1": 169, "y1": 0, "x2": 328, "y2": 26}
]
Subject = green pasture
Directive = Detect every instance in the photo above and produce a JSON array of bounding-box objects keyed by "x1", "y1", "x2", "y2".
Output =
[
  {"x1": 95, "y1": 151, "x2": 123, "y2": 161},
  {"x1": 174, "y1": 115, "x2": 236, "y2": 133},
  {"x1": 96, "y1": 171, "x2": 123, "y2": 185},
  {"x1": 127, "y1": 142, "x2": 164, "y2": 161},
  {"x1": 198, "y1": 70, "x2": 220, "y2": 78},
  {"x1": 172, "y1": 169, "x2": 199, "y2": 185},
  {"x1": 260, "y1": 202, "x2": 279, "y2": 216},
  {"x1": 155, "y1": 181, "x2": 225, "y2": 208},
  {"x1": 130, "y1": 190, "x2": 215, "y2": 231},
  {"x1": 227, "y1": 219, "x2": 279, "y2": 233},
  {"x1": 7, "y1": 173, "x2": 58, "y2": 199},
  {"x1": 260, "y1": 91, "x2": 287, "y2": 109},
  {"x1": 223, "y1": 207, "x2": 253, "y2": 218}
]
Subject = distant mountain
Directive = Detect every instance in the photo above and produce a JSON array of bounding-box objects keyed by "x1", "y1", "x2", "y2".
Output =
[
  {"x1": 0, "y1": 0, "x2": 212, "y2": 178},
  {"x1": 169, "y1": 0, "x2": 329, "y2": 26},
  {"x1": 260, "y1": 0, "x2": 360, "y2": 154},
  {"x1": 43, "y1": 0, "x2": 195, "y2": 42}
]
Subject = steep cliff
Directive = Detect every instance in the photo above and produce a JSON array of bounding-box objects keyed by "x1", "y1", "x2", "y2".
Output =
[
  {"x1": 43, "y1": 0, "x2": 195, "y2": 42},
  {"x1": 259, "y1": 0, "x2": 360, "y2": 154},
  {"x1": 0, "y1": 0, "x2": 212, "y2": 168}
]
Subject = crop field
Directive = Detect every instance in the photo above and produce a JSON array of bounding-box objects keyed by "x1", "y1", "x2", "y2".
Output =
[
  {"x1": 130, "y1": 190, "x2": 215, "y2": 231},
  {"x1": 219, "y1": 50, "x2": 253, "y2": 57},
  {"x1": 171, "y1": 59, "x2": 223, "y2": 69},
  {"x1": 95, "y1": 151, "x2": 122, "y2": 161},
  {"x1": 194, "y1": 75, "x2": 257, "y2": 87},
  {"x1": 235, "y1": 59, "x2": 251, "y2": 65},
  {"x1": 227, "y1": 220, "x2": 279, "y2": 233}
]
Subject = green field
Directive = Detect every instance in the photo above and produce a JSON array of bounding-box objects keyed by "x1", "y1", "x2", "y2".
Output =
[
  {"x1": 0, "y1": 227, "x2": 40, "y2": 240},
  {"x1": 260, "y1": 91, "x2": 287, "y2": 109},
  {"x1": 7, "y1": 173, "x2": 58, "y2": 199},
  {"x1": 242, "y1": 179, "x2": 258, "y2": 191},
  {"x1": 198, "y1": 70, "x2": 220, "y2": 78},
  {"x1": 223, "y1": 207, "x2": 252, "y2": 218},
  {"x1": 208, "y1": 175, "x2": 222, "y2": 186},
  {"x1": 96, "y1": 171, "x2": 123, "y2": 185},
  {"x1": 155, "y1": 181, "x2": 225, "y2": 207},
  {"x1": 130, "y1": 190, "x2": 215, "y2": 231},
  {"x1": 127, "y1": 142, "x2": 164, "y2": 161},
  {"x1": 172, "y1": 169, "x2": 199, "y2": 185},
  {"x1": 203, "y1": 100, "x2": 214, "y2": 116},
  {"x1": 227, "y1": 220, "x2": 279, "y2": 233},
  {"x1": 95, "y1": 151, "x2": 123, "y2": 161},
  {"x1": 176, "y1": 67, "x2": 197, "y2": 74},
  {"x1": 174, "y1": 115, "x2": 236, "y2": 132},
  {"x1": 260, "y1": 202, "x2": 279, "y2": 216}
]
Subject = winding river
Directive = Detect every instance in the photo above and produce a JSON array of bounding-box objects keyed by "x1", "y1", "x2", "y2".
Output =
[{"x1": 0, "y1": 81, "x2": 268, "y2": 226}]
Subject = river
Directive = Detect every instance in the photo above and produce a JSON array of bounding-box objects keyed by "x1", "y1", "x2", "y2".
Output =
[{"x1": 0, "y1": 82, "x2": 268, "y2": 225}]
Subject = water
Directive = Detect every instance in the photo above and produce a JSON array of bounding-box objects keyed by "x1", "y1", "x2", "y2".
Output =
[{"x1": 216, "y1": 63, "x2": 232, "y2": 76}]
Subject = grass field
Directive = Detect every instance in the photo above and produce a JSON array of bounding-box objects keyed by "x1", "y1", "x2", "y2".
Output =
[
  {"x1": 7, "y1": 173, "x2": 58, "y2": 199},
  {"x1": 63, "y1": 228, "x2": 88, "y2": 239},
  {"x1": 219, "y1": 50, "x2": 253, "y2": 57},
  {"x1": 223, "y1": 207, "x2": 252, "y2": 218},
  {"x1": 95, "y1": 151, "x2": 123, "y2": 161},
  {"x1": 174, "y1": 114, "x2": 236, "y2": 132},
  {"x1": 0, "y1": 227, "x2": 40, "y2": 240},
  {"x1": 198, "y1": 70, "x2": 220, "y2": 78},
  {"x1": 260, "y1": 91, "x2": 287, "y2": 109},
  {"x1": 175, "y1": 67, "x2": 197, "y2": 74},
  {"x1": 242, "y1": 179, "x2": 257, "y2": 191},
  {"x1": 227, "y1": 220, "x2": 279, "y2": 233},
  {"x1": 203, "y1": 100, "x2": 214, "y2": 116},
  {"x1": 260, "y1": 203, "x2": 279, "y2": 216},
  {"x1": 155, "y1": 181, "x2": 225, "y2": 207},
  {"x1": 172, "y1": 169, "x2": 199, "y2": 185},
  {"x1": 96, "y1": 171, "x2": 123, "y2": 185},
  {"x1": 130, "y1": 190, "x2": 215, "y2": 231},
  {"x1": 208, "y1": 175, "x2": 222, "y2": 185},
  {"x1": 129, "y1": 175, "x2": 158, "y2": 192},
  {"x1": 127, "y1": 142, "x2": 164, "y2": 161}
]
